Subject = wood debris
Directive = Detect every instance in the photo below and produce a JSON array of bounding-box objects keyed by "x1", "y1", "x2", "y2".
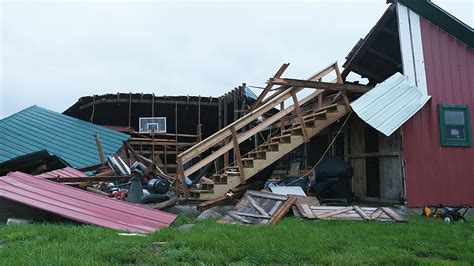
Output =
[
  {"x1": 295, "y1": 204, "x2": 405, "y2": 222},
  {"x1": 219, "y1": 190, "x2": 296, "y2": 225}
]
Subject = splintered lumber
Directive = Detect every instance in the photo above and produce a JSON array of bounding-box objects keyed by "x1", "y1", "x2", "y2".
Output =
[
  {"x1": 219, "y1": 190, "x2": 294, "y2": 225},
  {"x1": 268, "y1": 196, "x2": 297, "y2": 225},
  {"x1": 251, "y1": 63, "x2": 290, "y2": 110},
  {"x1": 295, "y1": 204, "x2": 405, "y2": 222},
  {"x1": 197, "y1": 195, "x2": 234, "y2": 212},
  {"x1": 95, "y1": 133, "x2": 105, "y2": 163},
  {"x1": 292, "y1": 196, "x2": 320, "y2": 218}
]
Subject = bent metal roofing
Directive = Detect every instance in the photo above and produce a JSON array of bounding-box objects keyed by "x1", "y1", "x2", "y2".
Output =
[
  {"x1": 351, "y1": 72, "x2": 431, "y2": 136},
  {"x1": 0, "y1": 105, "x2": 130, "y2": 168},
  {"x1": 0, "y1": 171, "x2": 177, "y2": 232}
]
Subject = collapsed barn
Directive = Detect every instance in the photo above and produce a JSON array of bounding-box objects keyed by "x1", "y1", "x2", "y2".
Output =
[{"x1": 0, "y1": 0, "x2": 472, "y2": 232}]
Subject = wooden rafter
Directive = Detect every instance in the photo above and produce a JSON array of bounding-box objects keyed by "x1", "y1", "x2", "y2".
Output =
[
  {"x1": 268, "y1": 78, "x2": 371, "y2": 93},
  {"x1": 251, "y1": 63, "x2": 290, "y2": 111}
]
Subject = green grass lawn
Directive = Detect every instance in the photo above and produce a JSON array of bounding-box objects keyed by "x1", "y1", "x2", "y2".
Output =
[{"x1": 0, "y1": 215, "x2": 472, "y2": 265}]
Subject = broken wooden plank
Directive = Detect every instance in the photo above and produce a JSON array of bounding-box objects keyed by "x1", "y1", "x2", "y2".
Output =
[
  {"x1": 316, "y1": 207, "x2": 354, "y2": 219},
  {"x1": 245, "y1": 195, "x2": 269, "y2": 216},
  {"x1": 251, "y1": 63, "x2": 290, "y2": 110},
  {"x1": 268, "y1": 196, "x2": 297, "y2": 225},
  {"x1": 228, "y1": 213, "x2": 252, "y2": 224},
  {"x1": 381, "y1": 207, "x2": 405, "y2": 222},
  {"x1": 353, "y1": 206, "x2": 372, "y2": 220}
]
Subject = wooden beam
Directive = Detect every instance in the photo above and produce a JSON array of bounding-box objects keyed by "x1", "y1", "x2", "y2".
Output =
[
  {"x1": 174, "y1": 102, "x2": 179, "y2": 160},
  {"x1": 268, "y1": 196, "x2": 296, "y2": 225},
  {"x1": 341, "y1": 92, "x2": 352, "y2": 112},
  {"x1": 230, "y1": 126, "x2": 246, "y2": 184},
  {"x1": 268, "y1": 78, "x2": 371, "y2": 93},
  {"x1": 197, "y1": 195, "x2": 234, "y2": 212},
  {"x1": 45, "y1": 175, "x2": 130, "y2": 183},
  {"x1": 79, "y1": 98, "x2": 218, "y2": 110},
  {"x1": 176, "y1": 158, "x2": 188, "y2": 199},
  {"x1": 251, "y1": 63, "x2": 289, "y2": 110},
  {"x1": 334, "y1": 62, "x2": 343, "y2": 84},
  {"x1": 280, "y1": 102, "x2": 284, "y2": 131},
  {"x1": 291, "y1": 91, "x2": 309, "y2": 142},
  {"x1": 94, "y1": 133, "x2": 105, "y2": 163}
]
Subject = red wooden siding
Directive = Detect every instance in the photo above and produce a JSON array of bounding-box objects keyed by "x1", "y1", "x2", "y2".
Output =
[{"x1": 402, "y1": 17, "x2": 474, "y2": 207}]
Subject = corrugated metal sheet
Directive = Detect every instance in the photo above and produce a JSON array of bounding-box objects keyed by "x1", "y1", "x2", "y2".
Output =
[
  {"x1": 0, "y1": 106, "x2": 130, "y2": 168},
  {"x1": 0, "y1": 172, "x2": 177, "y2": 232},
  {"x1": 402, "y1": 17, "x2": 474, "y2": 206},
  {"x1": 351, "y1": 72, "x2": 431, "y2": 136},
  {"x1": 35, "y1": 167, "x2": 85, "y2": 178},
  {"x1": 244, "y1": 87, "x2": 258, "y2": 100}
]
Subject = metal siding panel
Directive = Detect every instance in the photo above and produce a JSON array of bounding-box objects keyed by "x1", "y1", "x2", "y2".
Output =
[
  {"x1": 0, "y1": 106, "x2": 130, "y2": 168},
  {"x1": 0, "y1": 172, "x2": 176, "y2": 232},
  {"x1": 351, "y1": 73, "x2": 430, "y2": 136},
  {"x1": 403, "y1": 17, "x2": 474, "y2": 207}
]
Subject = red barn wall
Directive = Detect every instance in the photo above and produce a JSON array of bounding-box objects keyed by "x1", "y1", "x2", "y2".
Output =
[{"x1": 402, "y1": 17, "x2": 474, "y2": 207}]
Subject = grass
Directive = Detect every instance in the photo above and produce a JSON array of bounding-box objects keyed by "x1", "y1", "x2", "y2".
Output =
[{"x1": 0, "y1": 215, "x2": 473, "y2": 265}]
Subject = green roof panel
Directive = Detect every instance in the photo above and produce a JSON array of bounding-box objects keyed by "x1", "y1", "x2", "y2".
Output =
[{"x1": 0, "y1": 106, "x2": 130, "y2": 168}]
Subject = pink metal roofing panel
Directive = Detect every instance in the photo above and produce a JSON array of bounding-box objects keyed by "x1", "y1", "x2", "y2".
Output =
[
  {"x1": 402, "y1": 17, "x2": 474, "y2": 207},
  {"x1": 0, "y1": 172, "x2": 177, "y2": 232},
  {"x1": 35, "y1": 167, "x2": 85, "y2": 178}
]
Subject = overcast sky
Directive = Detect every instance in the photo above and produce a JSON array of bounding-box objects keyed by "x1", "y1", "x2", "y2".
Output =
[{"x1": 1, "y1": 0, "x2": 472, "y2": 118}]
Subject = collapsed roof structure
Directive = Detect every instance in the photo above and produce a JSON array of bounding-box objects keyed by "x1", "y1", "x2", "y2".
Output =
[{"x1": 0, "y1": 105, "x2": 130, "y2": 169}]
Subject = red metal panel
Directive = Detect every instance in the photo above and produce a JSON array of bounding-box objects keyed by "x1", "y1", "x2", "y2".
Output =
[
  {"x1": 402, "y1": 17, "x2": 474, "y2": 207},
  {"x1": 0, "y1": 172, "x2": 177, "y2": 232},
  {"x1": 35, "y1": 167, "x2": 85, "y2": 178}
]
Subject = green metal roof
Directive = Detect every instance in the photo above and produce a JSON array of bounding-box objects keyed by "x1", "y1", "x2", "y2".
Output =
[
  {"x1": 398, "y1": 0, "x2": 473, "y2": 48},
  {"x1": 0, "y1": 105, "x2": 130, "y2": 168}
]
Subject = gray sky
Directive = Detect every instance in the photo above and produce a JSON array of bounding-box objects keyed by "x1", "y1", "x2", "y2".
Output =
[{"x1": 1, "y1": 0, "x2": 472, "y2": 118}]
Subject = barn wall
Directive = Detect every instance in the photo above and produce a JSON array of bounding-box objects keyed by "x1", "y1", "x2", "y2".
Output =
[{"x1": 402, "y1": 17, "x2": 474, "y2": 206}]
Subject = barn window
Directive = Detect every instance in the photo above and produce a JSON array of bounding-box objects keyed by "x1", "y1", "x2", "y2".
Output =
[{"x1": 439, "y1": 104, "x2": 472, "y2": 147}]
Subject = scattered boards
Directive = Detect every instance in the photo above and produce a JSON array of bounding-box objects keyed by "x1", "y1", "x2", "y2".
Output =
[
  {"x1": 295, "y1": 204, "x2": 405, "y2": 222},
  {"x1": 219, "y1": 190, "x2": 296, "y2": 225}
]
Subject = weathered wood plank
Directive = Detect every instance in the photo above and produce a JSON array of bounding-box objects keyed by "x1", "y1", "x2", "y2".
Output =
[
  {"x1": 228, "y1": 213, "x2": 252, "y2": 224},
  {"x1": 316, "y1": 207, "x2": 354, "y2": 219},
  {"x1": 246, "y1": 195, "x2": 269, "y2": 216},
  {"x1": 268, "y1": 196, "x2": 297, "y2": 225},
  {"x1": 227, "y1": 211, "x2": 271, "y2": 220},
  {"x1": 246, "y1": 190, "x2": 288, "y2": 201},
  {"x1": 353, "y1": 206, "x2": 372, "y2": 220}
]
